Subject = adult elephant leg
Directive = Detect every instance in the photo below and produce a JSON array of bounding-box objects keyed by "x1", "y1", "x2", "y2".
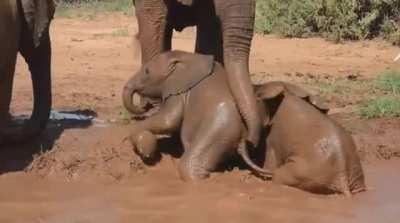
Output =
[
  {"x1": 17, "y1": 23, "x2": 52, "y2": 139},
  {"x1": 220, "y1": 0, "x2": 261, "y2": 147},
  {"x1": 194, "y1": 2, "x2": 223, "y2": 63},
  {"x1": 0, "y1": 0, "x2": 20, "y2": 127},
  {"x1": 135, "y1": 0, "x2": 171, "y2": 64}
]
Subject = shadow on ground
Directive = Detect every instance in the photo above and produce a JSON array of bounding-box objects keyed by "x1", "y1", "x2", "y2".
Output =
[{"x1": 0, "y1": 110, "x2": 95, "y2": 174}]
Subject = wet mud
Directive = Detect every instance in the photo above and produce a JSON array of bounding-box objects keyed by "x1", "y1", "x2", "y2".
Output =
[
  {"x1": 0, "y1": 148, "x2": 399, "y2": 222},
  {"x1": 1, "y1": 119, "x2": 399, "y2": 223}
]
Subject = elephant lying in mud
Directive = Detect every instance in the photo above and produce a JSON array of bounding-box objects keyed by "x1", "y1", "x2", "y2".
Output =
[
  {"x1": 123, "y1": 51, "x2": 263, "y2": 180},
  {"x1": 123, "y1": 50, "x2": 267, "y2": 180},
  {"x1": 123, "y1": 51, "x2": 365, "y2": 196},
  {"x1": 255, "y1": 82, "x2": 366, "y2": 196},
  {"x1": 134, "y1": 0, "x2": 262, "y2": 151},
  {"x1": 0, "y1": 0, "x2": 55, "y2": 143}
]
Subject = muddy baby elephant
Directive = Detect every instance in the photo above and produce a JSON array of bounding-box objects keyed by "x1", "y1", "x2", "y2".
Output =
[
  {"x1": 255, "y1": 82, "x2": 366, "y2": 196},
  {"x1": 123, "y1": 50, "x2": 267, "y2": 180}
]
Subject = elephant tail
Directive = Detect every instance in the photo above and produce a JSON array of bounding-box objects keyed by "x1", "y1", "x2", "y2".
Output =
[{"x1": 238, "y1": 141, "x2": 273, "y2": 178}]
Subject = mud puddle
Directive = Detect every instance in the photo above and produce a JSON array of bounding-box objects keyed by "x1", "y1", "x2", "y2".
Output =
[
  {"x1": 0, "y1": 155, "x2": 398, "y2": 223},
  {"x1": 1, "y1": 115, "x2": 399, "y2": 223},
  {"x1": 10, "y1": 110, "x2": 107, "y2": 128}
]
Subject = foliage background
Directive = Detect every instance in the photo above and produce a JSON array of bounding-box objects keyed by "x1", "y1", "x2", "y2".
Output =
[
  {"x1": 255, "y1": 0, "x2": 400, "y2": 44},
  {"x1": 54, "y1": 0, "x2": 400, "y2": 44}
]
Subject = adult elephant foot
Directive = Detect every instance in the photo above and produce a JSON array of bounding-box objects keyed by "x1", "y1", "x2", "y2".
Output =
[
  {"x1": 0, "y1": 120, "x2": 45, "y2": 145},
  {"x1": 0, "y1": 112, "x2": 12, "y2": 127}
]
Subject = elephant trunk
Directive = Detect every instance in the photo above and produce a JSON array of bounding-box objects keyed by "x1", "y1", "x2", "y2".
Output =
[
  {"x1": 222, "y1": 0, "x2": 262, "y2": 147},
  {"x1": 122, "y1": 76, "x2": 148, "y2": 115},
  {"x1": 238, "y1": 141, "x2": 273, "y2": 178}
]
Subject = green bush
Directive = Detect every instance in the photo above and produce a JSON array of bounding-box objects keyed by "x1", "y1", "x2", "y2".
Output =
[
  {"x1": 256, "y1": 0, "x2": 321, "y2": 37},
  {"x1": 256, "y1": 0, "x2": 400, "y2": 44}
]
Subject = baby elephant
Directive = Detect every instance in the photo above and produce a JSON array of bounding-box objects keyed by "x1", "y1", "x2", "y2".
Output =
[
  {"x1": 123, "y1": 50, "x2": 267, "y2": 180},
  {"x1": 255, "y1": 82, "x2": 366, "y2": 196}
]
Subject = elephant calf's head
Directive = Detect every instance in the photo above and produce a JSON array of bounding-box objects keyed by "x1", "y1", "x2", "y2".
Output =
[
  {"x1": 123, "y1": 50, "x2": 215, "y2": 115},
  {"x1": 255, "y1": 81, "x2": 329, "y2": 125}
]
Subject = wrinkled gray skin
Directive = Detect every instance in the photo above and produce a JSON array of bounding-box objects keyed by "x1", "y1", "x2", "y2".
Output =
[
  {"x1": 123, "y1": 51, "x2": 269, "y2": 180},
  {"x1": 0, "y1": 0, "x2": 54, "y2": 144},
  {"x1": 133, "y1": 0, "x2": 262, "y2": 149},
  {"x1": 256, "y1": 82, "x2": 366, "y2": 196}
]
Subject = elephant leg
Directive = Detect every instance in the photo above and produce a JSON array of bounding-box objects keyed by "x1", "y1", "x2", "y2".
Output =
[
  {"x1": 179, "y1": 111, "x2": 242, "y2": 181},
  {"x1": 130, "y1": 97, "x2": 184, "y2": 158},
  {"x1": 135, "y1": 0, "x2": 172, "y2": 63},
  {"x1": 272, "y1": 158, "x2": 305, "y2": 188},
  {"x1": 263, "y1": 145, "x2": 279, "y2": 171},
  {"x1": 0, "y1": 0, "x2": 20, "y2": 127},
  {"x1": 133, "y1": 130, "x2": 158, "y2": 159},
  {"x1": 195, "y1": 23, "x2": 223, "y2": 63},
  {"x1": 0, "y1": 49, "x2": 17, "y2": 128},
  {"x1": 194, "y1": 3, "x2": 223, "y2": 63},
  {"x1": 273, "y1": 157, "x2": 337, "y2": 194},
  {"x1": 220, "y1": 0, "x2": 262, "y2": 147},
  {"x1": 178, "y1": 147, "x2": 211, "y2": 181},
  {"x1": 179, "y1": 137, "x2": 238, "y2": 181},
  {"x1": 17, "y1": 22, "x2": 52, "y2": 139}
]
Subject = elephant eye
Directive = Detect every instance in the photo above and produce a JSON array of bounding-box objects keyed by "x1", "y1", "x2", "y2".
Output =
[{"x1": 144, "y1": 68, "x2": 150, "y2": 75}]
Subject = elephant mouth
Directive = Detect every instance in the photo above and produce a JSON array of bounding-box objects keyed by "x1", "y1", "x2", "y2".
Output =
[{"x1": 131, "y1": 93, "x2": 160, "y2": 119}]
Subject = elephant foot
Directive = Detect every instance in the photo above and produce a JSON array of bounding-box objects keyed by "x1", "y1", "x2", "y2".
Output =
[
  {"x1": 0, "y1": 126, "x2": 24, "y2": 145},
  {"x1": 0, "y1": 122, "x2": 44, "y2": 145},
  {"x1": 178, "y1": 167, "x2": 210, "y2": 181},
  {"x1": 0, "y1": 112, "x2": 12, "y2": 128},
  {"x1": 178, "y1": 157, "x2": 210, "y2": 181},
  {"x1": 130, "y1": 131, "x2": 158, "y2": 160}
]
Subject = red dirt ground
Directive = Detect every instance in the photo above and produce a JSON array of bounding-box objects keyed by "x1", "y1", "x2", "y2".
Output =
[{"x1": 1, "y1": 13, "x2": 400, "y2": 223}]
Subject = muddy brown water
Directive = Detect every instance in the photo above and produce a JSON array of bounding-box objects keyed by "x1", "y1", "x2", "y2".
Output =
[
  {"x1": 0, "y1": 161, "x2": 399, "y2": 222},
  {"x1": 0, "y1": 124, "x2": 399, "y2": 223}
]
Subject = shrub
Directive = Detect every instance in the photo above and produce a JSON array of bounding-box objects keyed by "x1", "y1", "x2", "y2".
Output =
[{"x1": 255, "y1": 0, "x2": 400, "y2": 44}]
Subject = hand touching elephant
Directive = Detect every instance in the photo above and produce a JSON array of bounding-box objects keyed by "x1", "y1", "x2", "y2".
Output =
[
  {"x1": 123, "y1": 50, "x2": 269, "y2": 181},
  {"x1": 0, "y1": 0, "x2": 54, "y2": 143},
  {"x1": 255, "y1": 82, "x2": 366, "y2": 196},
  {"x1": 132, "y1": 0, "x2": 262, "y2": 149}
]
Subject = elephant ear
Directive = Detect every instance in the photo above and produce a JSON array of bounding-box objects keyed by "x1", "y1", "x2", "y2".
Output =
[
  {"x1": 282, "y1": 83, "x2": 309, "y2": 98},
  {"x1": 254, "y1": 82, "x2": 286, "y2": 127},
  {"x1": 275, "y1": 82, "x2": 329, "y2": 113},
  {"x1": 308, "y1": 95, "x2": 330, "y2": 114},
  {"x1": 162, "y1": 51, "x2": 215, "y2": 101},
  {"x1": 256, "y1": 81, "x2": 330, "y2": 122},
  {"x1": 20, "y1": 0, "x2": 55, "y2": 47},
  {"x1": 282, "y1": 82, "x2": 330, "y2": 113},
  {"x1": 255, "y1": 81, "x2": 285, "y2": 100},
  {"x1": 177, "y1": 0, "x2": 194, "y2": 6}
]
